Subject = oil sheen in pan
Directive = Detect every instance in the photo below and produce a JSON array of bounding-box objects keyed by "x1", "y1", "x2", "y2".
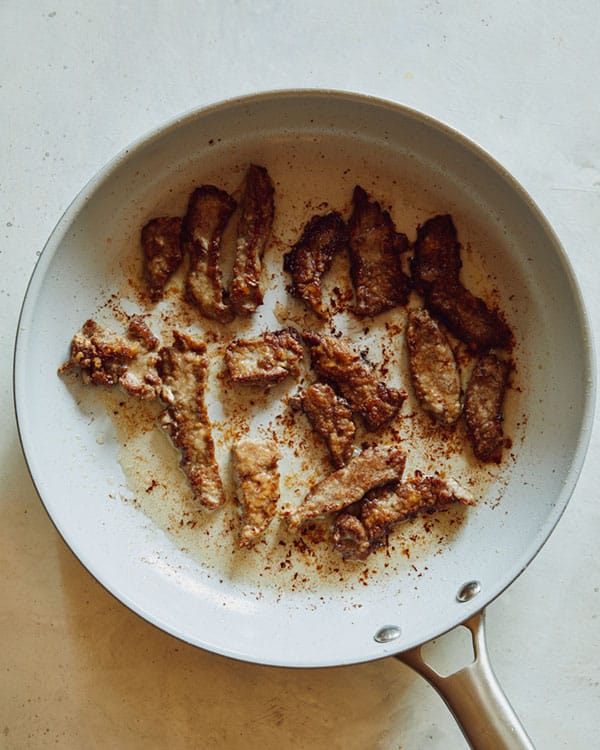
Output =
[{"x1": 76, "y1": 150, "x2": 521, "y2": 596}]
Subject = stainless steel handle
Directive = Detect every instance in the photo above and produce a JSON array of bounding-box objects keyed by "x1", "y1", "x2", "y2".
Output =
[{"x1": 395, "y1": 611, "x2": 535, "y2": 750}]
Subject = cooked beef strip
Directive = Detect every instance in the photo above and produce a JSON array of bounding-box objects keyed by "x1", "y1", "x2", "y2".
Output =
[
  {"x1": 233, "y1": 437, "x2": 280, "y2": 547},
  {"x1": 59, "y1": 319, "x2": 139, "y2": 387},
  {"x1": 464, "y1": 352, "x2": 511, "y2": 463},
  {"x1": 286, "y1": 446, "x2": 406, "y2": 529},
  {"x1": 141, "y1": 216, "x2": 183, "y2": 302},
  {"x1": 182, "y1": 185, "x2": 237, "y2": 323},
  {"x1": 230, "y1": 165, "x2": 275, "y2": 316},
  {"x1": 225, "y1": 328, "x2": 304, "y2": 386},
  {"x1": 333, "y1": 475, "x2": 475, "y2": 559},
  {"x1": 348, "y1": 186, "x2": 411, "y2": 316},
  {"x1": 290, "y1": 382, "x2": 356, "y2": 468},
  {"x1": 302, "y1": 331, "x2": 406, "y2": 431},
  {"x1": 283, "y1": 211, "x2": 349, "y2": 317},
  {"x1": 406, "y1": 307, "x2": 462, "y2": 426},
  {"x1": 157, "y1": 330, "x2": 225, "y2": 509},
  {"x1": 411, "y1": 214, "x2": 513, "y2": 352}
]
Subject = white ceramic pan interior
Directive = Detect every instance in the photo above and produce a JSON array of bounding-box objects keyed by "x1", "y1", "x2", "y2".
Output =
[{"x1": 14, "y1": 92, "x2": 594, "y2": 682}]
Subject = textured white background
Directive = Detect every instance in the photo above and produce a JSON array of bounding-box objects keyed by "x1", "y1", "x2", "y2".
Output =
[{"x1": 2, "y1": 2, "x2": 599, "y2": 748}]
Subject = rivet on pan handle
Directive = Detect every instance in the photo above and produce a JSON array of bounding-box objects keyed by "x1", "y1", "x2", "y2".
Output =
[{"x1": 395, "y1": 610, "x2": 535, "y2": 750}]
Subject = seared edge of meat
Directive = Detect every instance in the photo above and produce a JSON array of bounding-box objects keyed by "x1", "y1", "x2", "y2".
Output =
[
  {"x1": 233, "y1": 437, "x2": 280, "y2": 547},
  {"x1": 464, "y1": 352, "x2": 512, "y2": 463},
  {"x1": 230, "y1": 165, "x2": 275, "y2": 316},
  {"x1": 333, "y1": 475, "x2": 475, "y2": 559},
  {"x1": 141, "y1": 216, "x2": 183, "y2": 302},
  {"x1": 157, "y1": 330, "x2": 226, "y2": 509},
  {"x1": 411, "y1": 214, "x2": 513, "y2": 351},
  {"x1": 290, "y1": 382, "x2": 356, "y2": 469},
  {"x1": 348, "y1": 185, "x2": 411, "y2": 316},
  {"x1": 406, "y1": 307, "x2": 462, "y2": 426},
  {"x1": 225, "y1": 328, "x2": 304, "y2": 386},
  {"x1": 283, "y1": 211, "x2": 349, "y2": 317},
  {"x1": 302, "y1": 331, "x2": 406, "y2": 431},
  {"x1": 286, "y1": 445, "x2": 406, "y2": 529},
  {"x1": 118, "y1": 316, "x2": 162, "y2": 399},
  {"x1": 182, "y1": 185, "x2": 237, "y2": 323}
]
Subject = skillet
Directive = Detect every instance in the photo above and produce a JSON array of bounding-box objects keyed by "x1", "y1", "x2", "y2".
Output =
[{"x1": 13, "y1": 91, "x2": 595, "y2": 749}]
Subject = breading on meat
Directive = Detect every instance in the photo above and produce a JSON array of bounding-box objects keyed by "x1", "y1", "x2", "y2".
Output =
[
  {"x1": 302, "y1": 331, "x2": 406, "y2": 431},
  {"x1": 290, "y1": 382, "x2": 356, "y2": 468},
  {"x1": 233, "y1": 437, "x2": 280, "y2": 547},
  {"x1": 157, "y1": 330, "x2": 225, "y2": 509},
  {"x1": 182, "y1": 185, "x2": 237, "y2": 323},
  {"x1": 333, "y1": 475, "x2": 475, "y2": 559},
  {"x1": 283, "y1": 211, "x2": 349, "y2": 317},
  {"x1": 230, "y1": 165, "x2": 275, "y2": 316},
  {"x1": 141, "y1": 216, "x2": 183, "y2": 301},
  {"x1": 411, "y1": 215, "x2": 513, "y2": 351},
  {"x1": 225, "y1": 328, "x2": 304, "y2": 386},
  {"x1": 464, "y1": 352, "x2": 511, "y2": 463},
  {"x1": 286, "y1": 446, "x2": 406, "y2": 530},
  {"x1": 348, "y1": 186, "x2": 410, "y2": 316},
  {"x1": 406, "y1": 307, "x2": 462, "y2": 426},
  {"x1": 60, "y1": 317, "x2": 162, "y2": 399}
]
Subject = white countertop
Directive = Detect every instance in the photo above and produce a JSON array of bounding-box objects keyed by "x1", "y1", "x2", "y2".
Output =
[{"x1": 2, "y1": 2, "x2": 598, "y2": 748}]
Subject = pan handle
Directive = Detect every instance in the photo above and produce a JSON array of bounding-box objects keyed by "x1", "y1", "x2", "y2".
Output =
[{"x1": 395, "y1": 610, "x2": 535, "y2": 750}]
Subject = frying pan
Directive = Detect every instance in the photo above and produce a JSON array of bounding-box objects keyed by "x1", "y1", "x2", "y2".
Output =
[{"x1": 13, "y1": 91, "x2": 595, "y2": 749}]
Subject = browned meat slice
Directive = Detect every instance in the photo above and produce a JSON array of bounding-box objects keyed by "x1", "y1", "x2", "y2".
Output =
[
  {"x1": 406, "y1": 307, "x2": 462, "y2": 426},
  {"x1": 225, "y1": 328, "x2": 304, "y2": 386},
  {"x1": 141, "y1": 216, "x2": 183, "y2": 301},
  {"x1": 333, "y1": 475, "x2": 475, "y2": 559},
  {"x1": 286, "y1": 446, "x2": 406, "y2": 529},
  {"x1": 157, "y1": 330, "x2": 225, "y2": 509},
  {"x1": 59, "y1": 319, "x2": 139, "y2": 386},
  {"x1": 411, "y1": 215, "x2": 513, "y2": 351},
  {"x1": 233, "y1": 437, "x2": 280, "y2": 547},
  {"x1": 302, "y1": 331, "x2": 406, "y2": 431},
  {"x1": 427, "y1": 282, "x2": 513, "y2": 352},
  {"x1": 464, "y1": 353, "x2": 511, "y2": 463},
  {"x1": 283, "y1": 212, "x2": 349, "y2": 317},
  {"x1": 348, "y1": 186, "x2": 410, "y2": 316},
  {"x1": 182, "y1": 186, "x2": 237, "y2": 323},
  {"x1": 411, "y1": 214, "x2": 462, "y2": 293},
  {"x1": 290, "y1": 383, "x2": 356, "y2": 468},
  {"x1": 230, "y1": 165, "x2": 275, "y2": 316},
  {"x1": 60, "y1": 317, "x2": 163, "y2": 399}
]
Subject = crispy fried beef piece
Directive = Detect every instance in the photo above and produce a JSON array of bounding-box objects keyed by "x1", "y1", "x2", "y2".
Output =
[
  {"x1": 286, "y1": 446, "x2": 406, "y2": 529},
  {"x1": 290, "y1": 383, "x2": 356, "y2": 468},
  {"x1": 59, "y1": 319, "x2": 138, "y2": 386},
  {"x1": 333, "y1": 475, "x2": 475, "y2": 559},
  {"x1": 283, "y1": 211, "x2": 349, "y2": 317},
  {"x1": 141, "y1": 216, "x2": 183, "y2": 301},
  {"x1": 348, "y1": 186, "x2": 410, "y2": 316},
  {"x1": 230, "y1": 165, "x2": 275, "y2": 316},
  {"x1": 411, "y1": 215, "x2": 513, "y2": 351},
  {"x1": 225, "y1": 328, "x2": 304, "y2": 386},
  {"x1": 406, "y1": 307, "x2": 462, "y2": 426},
  {"x1": 60, "y1": 317, "x2": 163, "y2": 399},
  {"x1": 233, "y1": 437, "x2": 280, "y2": 547},
  {"x1": 302, "y1": 331, "x2": 406, "y2": 431},
  {"x1": 464, "y1": 353, "x2": 511, "y2": 463},
  {"x1": 182, "y1": 186, "x2": 237, "y2": 323},
  {"x1": 157, "y1": 330, "x2": 225, "y2": 509}
]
